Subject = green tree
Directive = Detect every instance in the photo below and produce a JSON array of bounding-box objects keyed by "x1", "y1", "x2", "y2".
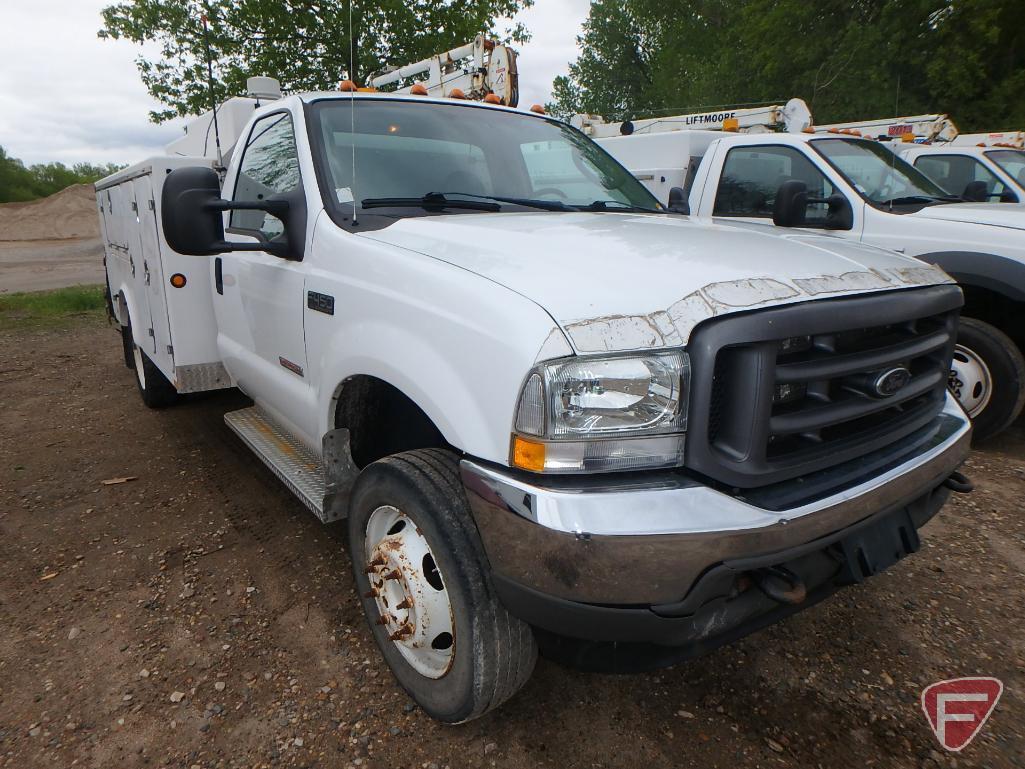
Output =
[
  {"x1": 552, "y1": 0, "x2": 1025, "y2": 132},
  {"x1": 99, "y1": 0, "x2": 534, "y2": 123},
  {"x1": 0, "y1": 147, "x2": 123, "y2": 204}
]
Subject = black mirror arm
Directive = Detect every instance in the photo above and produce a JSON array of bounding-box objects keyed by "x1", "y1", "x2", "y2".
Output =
[{"x1": 204, "y1": 198, "x2": 290, "y2": 219}]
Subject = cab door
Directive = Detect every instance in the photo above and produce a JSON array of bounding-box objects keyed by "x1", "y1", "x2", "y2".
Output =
[
  {"x1": 701, "y1": 141, "x2": 863, "y2": 238},
  {"x1": 214, "y1": 110, "x2": 315, "y2": 441}
]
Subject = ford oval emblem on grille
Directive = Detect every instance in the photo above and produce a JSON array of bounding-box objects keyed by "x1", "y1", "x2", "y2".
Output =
[{"x1": 873, "y1": 366, "x2": 912, "y2": 397}]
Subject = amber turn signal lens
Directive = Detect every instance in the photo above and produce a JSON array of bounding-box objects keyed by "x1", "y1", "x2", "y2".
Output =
[
  {"x1": 483, "y1": 93, "x2": 502, "y2": 104},
  {"x1": 170, "y1": 273, "x2": 187, "y2": 288},
  {"x1": 410, "y1": 84, "x2": 429, "y2": 96},
  {"x1": 339, "y1": 80, "x2": 357, "y2": 92},
  {"x1": 511, "y1": 436, "x2": 546, "y2": 472}
]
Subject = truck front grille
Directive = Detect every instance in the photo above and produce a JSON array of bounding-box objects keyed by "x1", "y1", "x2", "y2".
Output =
[{"x1": 685, "y1": 285, "x2": 962, "y2": 489}]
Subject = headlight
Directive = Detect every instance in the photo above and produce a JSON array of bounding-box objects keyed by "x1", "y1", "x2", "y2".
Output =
[{"x1": 511, "y1": 350, "x2": 690, "y2": 473}]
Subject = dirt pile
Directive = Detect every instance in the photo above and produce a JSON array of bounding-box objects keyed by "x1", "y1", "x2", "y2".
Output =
[{"x1": 0, "y1": 184, "x2": 100, "y2": 242}]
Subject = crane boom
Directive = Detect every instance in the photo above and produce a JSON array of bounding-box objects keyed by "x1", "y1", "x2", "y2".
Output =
[
  {"x1": 571, "y1": 99, "x2": 813, "y2": 138},
  {"x1": 813, "y1": 114, "x2": 959, "y2": 143},
  {"x1": 369, "y1": 35, "x2": 518, "y2": 106}
]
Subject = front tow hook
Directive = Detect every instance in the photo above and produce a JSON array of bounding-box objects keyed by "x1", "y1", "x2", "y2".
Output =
[
  {"x1": 752, "y1": 565, "x2": 808, "y2": 606},
  {"x1": 943, "y1": 470, "x2": 973, "y2": 494}
]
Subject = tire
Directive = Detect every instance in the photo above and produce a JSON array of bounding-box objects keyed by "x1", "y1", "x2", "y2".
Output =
[
  {"x1": 123, "y1": 311, "x2": 178, "y2": 409},
  {"x1": 348, "y1": 449, "x2": 537, "y2": 723},
  {"x1": 949, "y1": 317, "x2": 1025, "y2": 441}
]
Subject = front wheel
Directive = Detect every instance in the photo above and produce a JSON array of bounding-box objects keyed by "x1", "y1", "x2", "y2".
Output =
[
  {"x1": 348, "y1": 449, "x2": 537, "y2": 723},
  {"x1": 949, "y1": 317, "x2": 1025, "y2": 441}
]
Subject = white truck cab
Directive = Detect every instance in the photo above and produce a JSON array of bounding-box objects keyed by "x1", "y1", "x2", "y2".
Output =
[
  {"x1": 99, "y1": 88, "x2": 972, "y2": 722},
  {"x1": 898, "y1": 144, "x2": 1025, "y2": 204},
  {"x1": 598, "y1": 127, "x2": 1025, "y2": 440}
]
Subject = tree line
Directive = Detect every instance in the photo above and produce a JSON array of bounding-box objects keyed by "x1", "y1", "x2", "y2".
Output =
[
  {"x1": 0, "y1": 147, "x2": 122, "y2": 204},
  {"x1": 548, "y1": 0, "x2": 1025, "y2": 132}
]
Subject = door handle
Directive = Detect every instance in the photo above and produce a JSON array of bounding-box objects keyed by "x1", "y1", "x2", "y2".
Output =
[{"x1": 214, "y1": 257, "x2": 223, "y2": 295}]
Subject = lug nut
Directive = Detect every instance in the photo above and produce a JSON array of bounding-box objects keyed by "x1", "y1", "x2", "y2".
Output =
[
  {"x1": 375, "y1": 615, "x2": 389, "y2": 626},
  {"x1": 383, "y1": 569, "x2": 402, "y2": 581},
  {"x1": 395, "y1": 598, "x2": 412, "y2": 610}
]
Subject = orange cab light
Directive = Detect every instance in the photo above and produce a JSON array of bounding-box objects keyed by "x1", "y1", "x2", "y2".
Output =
[
  {"x1": 902, "y1": 132, "x2": 916, "y2": 142},
  {"x1": 410, "y1": 83, "x2": 429, "y2": 96},
  {"x1": 802, "y1": 126, "x2": 815, "y2": 133},
  {"x1": 483, "y1": 93, "x2": 502, "y2": 105},
  {"x1": 828, "y1": 128, "x2": 840, "y2": 134},
  {"x1": 339, "y1": 79, "x2": 357, "y2": 92},
  {"x1": 170, "y1": 273, "x2": 187, "y2": 288},
  {"x1": 511, "y1": 436, "x2": 546, "y2": 472},
  {"x1": 723, "y1": 117, "x2": 739, "y2": 132},
  {"x1": 529, "y1": 104, "x2": 545, "y2": 114},
  {"x1": 449, "y1": 88, "x2": 467, "y2": 99},
  {"x1": 851, "y1": 130, "x2": 862, "y2": 136}
]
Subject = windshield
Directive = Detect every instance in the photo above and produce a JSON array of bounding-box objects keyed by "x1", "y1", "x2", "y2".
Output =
[
  {"x1": 811, "y1": 138, "x2": 949, "y2": 210},
  {"x1": 309, "y1": 99, "x2": 661, "y2": 224},
  {"x1": 986, "y1": 149, "x2": 1025, "y2": 189}
]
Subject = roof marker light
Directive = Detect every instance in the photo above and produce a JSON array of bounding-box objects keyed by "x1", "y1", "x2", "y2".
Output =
[
  {"x1": 410, "y1": 84, "x2": 429, "y2": 96},
  {"x1": 339, "y1": 79, "x2": 357, "y2": 92}
]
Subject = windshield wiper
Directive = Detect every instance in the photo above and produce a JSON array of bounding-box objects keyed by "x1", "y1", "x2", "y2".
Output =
[
  {"x1": 360, "y1": 192, "x2": 500, "y2": 212},
  {"x1": 442, "y1": 191, "x2": 574, "y2": 212},
  {"x1": 576, "y1": 199, "x2": 664, "y2": 214},
  {"x1": 879, "y1": 195, "x2": 947, "y2": 207}
]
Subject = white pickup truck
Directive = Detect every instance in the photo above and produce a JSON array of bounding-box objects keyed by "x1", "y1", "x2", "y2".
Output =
[
  {"x1": 98, "y1": 88, "x2": 972, "y2": 722},
  {"x1": 898, "y1": 144, "x2": 1025, "y2": 204},
  {"x1": 597, "y1": 128, "x2": 1025, "y2": 440}
]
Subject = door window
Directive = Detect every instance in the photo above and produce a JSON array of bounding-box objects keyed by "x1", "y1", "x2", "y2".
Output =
[
  {"x1": 714, "y1": 145, "x2": 838, "y2": 224},
  {"x1": 231, "y1": 112, "x2": 301, "y2": 237},
  {"x1": 913, "y1": 154, "x2": 1012, "y2": 201}
]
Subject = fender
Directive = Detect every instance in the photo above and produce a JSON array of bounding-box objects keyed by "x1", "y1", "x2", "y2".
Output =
[
  {"x1": 918, "y1": 251, "x2": 1025, "y2": 304},
  {"x1": 315, "y1": 318, "x2": 517, "y2": 465}
]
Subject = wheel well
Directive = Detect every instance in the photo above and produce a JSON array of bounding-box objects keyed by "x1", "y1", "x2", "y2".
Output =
[
  {"x1": 332, "y1": 375, "x2": 450, "y2": 468},
  {"x1": 960, "y1": 285, "x2": 1025, "y2": 349}
]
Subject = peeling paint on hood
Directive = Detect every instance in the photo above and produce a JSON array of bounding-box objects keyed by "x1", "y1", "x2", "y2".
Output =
[{"x1": 360, "y1": 212, "x2": 955, "y2": 353}]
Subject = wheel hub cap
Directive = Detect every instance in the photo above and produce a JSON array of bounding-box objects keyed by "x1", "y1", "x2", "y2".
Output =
[
  {"x1": 364, "y1": 505, "x2": 454, "y2": 678},
  {"x1": 949, "y1": 344, "x2": 992, "y2": 418}
]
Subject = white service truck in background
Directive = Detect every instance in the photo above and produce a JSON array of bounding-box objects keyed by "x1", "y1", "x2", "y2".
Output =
[
  {"x1": 97, "y1": 76, "x2": 972, "y2": 722},
  {"x1": 589, "y1": 113, "x2": 1025, "y2": 440},
  {"x1": 898, "y1": 143, "x2": 1025, "y2": 204}
]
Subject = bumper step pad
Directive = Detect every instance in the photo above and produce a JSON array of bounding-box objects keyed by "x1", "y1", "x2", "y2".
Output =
[{"x1": 224, "y1": 407, "x2": 328, "y2": 521}]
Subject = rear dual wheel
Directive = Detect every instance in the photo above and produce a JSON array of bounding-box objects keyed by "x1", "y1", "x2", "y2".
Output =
[
  {"x1": 120, "y1": 311, "x2": 178, "y2": 409},
  {"x1": 348, "y1": 449, "x2": 537, "y2": 723}
]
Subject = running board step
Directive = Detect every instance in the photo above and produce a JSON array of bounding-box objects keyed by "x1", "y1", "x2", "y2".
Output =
[{"x1": 225, "y1": 407, "x2": 334, "y2": 522}]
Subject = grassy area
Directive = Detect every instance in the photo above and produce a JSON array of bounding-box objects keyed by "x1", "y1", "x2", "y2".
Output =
[{"x1": 0, "y1": 285, "x2": 107, "y2": 329}]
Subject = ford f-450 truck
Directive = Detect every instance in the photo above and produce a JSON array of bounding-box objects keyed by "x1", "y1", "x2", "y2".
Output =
[
  {"x1": 595, "y1": 126, "x2": 1025, "y2": 441},
  {"x1": 98, "y1": 86, "x2": 971, "y2": 722}
]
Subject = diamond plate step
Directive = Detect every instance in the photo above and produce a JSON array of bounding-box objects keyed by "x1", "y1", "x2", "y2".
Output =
[{"x1": 225, "y1": 407, "x2": 326, "y2": 520}]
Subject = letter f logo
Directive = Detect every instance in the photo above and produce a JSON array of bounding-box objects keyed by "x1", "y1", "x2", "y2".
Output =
[{"x1": 922, "y1": 678, "x2": 1003, "y2": 751}]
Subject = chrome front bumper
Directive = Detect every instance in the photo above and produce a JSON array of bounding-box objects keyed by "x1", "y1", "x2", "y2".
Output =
[{"x1": 460, "y1": 395, "x2": 971, "y2": 606}]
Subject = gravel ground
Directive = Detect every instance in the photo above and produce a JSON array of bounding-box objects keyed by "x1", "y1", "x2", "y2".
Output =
[
  {"x1": 0, "y1": 238, "x2": 106, "y2": 293},
  {"x1": 1, "y1": 319, "x2": 1022, "y2": 769}
]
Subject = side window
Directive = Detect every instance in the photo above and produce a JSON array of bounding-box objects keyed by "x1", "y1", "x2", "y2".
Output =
[
  {"x1": 714, "y1": 146, "x2": 837, "y2": 223},
  {"x1": 230, "y1": 113, "x2": 301, "y2": 237},
  {"x1": 914, "y1": 155, "x2": 1008, "y2": 200}
]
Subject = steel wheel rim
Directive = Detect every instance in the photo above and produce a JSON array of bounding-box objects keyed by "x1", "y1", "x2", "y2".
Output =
[
  {"x1": 949, "y1": 343, "x2": 992, "y2": 418},
  {"x1": 133, "y1": 345, "x2": 146, "y2": 389},
  {"x1": 364, "y1": 505, "x2": 455, "y2": 679}
]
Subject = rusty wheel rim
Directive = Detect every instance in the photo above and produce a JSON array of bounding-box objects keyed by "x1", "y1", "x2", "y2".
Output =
[{"x1": 364, "y1": 505, "x2": 455, "y2": 679}]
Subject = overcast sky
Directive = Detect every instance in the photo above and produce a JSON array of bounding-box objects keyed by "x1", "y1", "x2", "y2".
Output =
[{"x1": 0, "y1": 0, "x2": 590, "y2": 167}]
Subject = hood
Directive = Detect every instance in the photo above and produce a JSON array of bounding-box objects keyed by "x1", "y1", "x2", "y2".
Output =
[
  {"x1": 909, "y1": 202, "x2": 1025, "y2": 231},
  {"x1": 360, "y1": 212, "x2": 954, "y2": 352}
]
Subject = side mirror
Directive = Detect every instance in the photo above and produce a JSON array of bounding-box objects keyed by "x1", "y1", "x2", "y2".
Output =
[
  {"x1": 817, "y1": 193, "x2": 854, "y2": 230},
  {"x1": 667, "y1": 186, "x2": 690, "y2": 214},
  {"x1": 773, "y1": 179, "x2": 808, "y2": 227},
  {"x1": 160, "y1": 166, "x2": 298, "y2": 259},
  {"x1": 962, "y1": 180, "x2": 988, "y2": 202}
]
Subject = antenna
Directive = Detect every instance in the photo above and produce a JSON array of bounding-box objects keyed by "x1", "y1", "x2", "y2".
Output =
[
  {"x1": 200, "y1": 12, "x2": 224, "y2": 173},
  {"x1": 348, "y1": 0, "x2": 359, "y2": 226}
]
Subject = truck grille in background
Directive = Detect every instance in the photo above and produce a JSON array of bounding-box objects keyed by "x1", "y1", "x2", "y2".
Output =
[{"x1": 686, "y1": 285, "x2": 962, "y2": 489}]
